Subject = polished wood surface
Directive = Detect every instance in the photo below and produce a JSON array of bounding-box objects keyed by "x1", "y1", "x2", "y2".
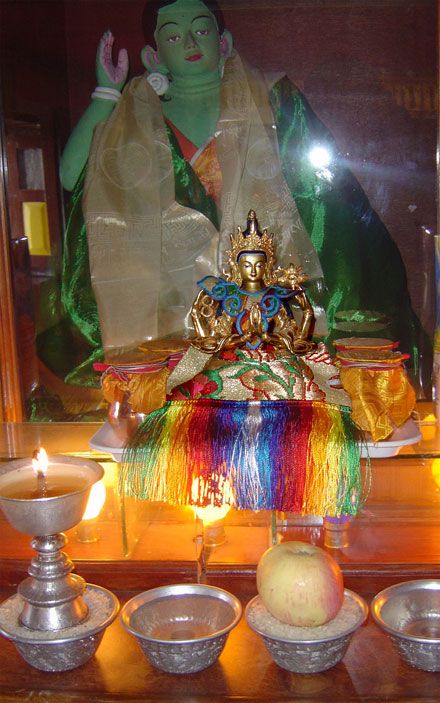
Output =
[{"x1": 0, "y1": 169, "x2": 23, "y2": 422}]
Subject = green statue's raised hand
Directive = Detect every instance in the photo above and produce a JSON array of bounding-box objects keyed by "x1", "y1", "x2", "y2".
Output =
[
  {"x1": 60, "y1": 31, "x2": 129, "y2": 191},
  {"x1": 96, "y1": 30, "x2": 129, "y2": 91}
]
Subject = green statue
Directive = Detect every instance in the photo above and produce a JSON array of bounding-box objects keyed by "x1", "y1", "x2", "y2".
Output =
[{"x1": 34, "y1": 0, "x2": 423, "y2": 420}]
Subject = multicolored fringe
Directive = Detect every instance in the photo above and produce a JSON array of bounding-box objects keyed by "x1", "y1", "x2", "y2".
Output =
[{"x1": 120, "y1": 399, "x2": 365, "y2": 517}]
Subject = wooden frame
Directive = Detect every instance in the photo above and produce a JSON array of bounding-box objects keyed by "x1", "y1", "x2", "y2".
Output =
[{"x1": 0, "y1": 107, "x2": 23, "y2": 422}]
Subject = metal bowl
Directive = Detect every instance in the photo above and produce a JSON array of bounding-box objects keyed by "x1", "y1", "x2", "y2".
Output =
[
  {"x1": 120, "y1": 583, "x2": 242, "y2": 674},
  {"x1": 0, "y1": 585, "x2": 119, "y2": 672},
  {"x1": 245, "y1": 589, "x2": 368, "y2": 674},
  {"x1": 0, "y1": 455, "x2": 103, "y2": 535},
  {"x1": 371, "y1": 579, "x2": 440, "y2": 671}
]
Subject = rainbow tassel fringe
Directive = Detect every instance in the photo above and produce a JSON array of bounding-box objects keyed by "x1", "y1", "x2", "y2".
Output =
[{"x1": 120, "y1": 399, "x2": 366, "y2": 517}]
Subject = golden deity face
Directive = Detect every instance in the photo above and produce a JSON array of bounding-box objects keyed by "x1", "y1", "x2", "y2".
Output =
[{"x1": 237, "y1": 251, "x2": 267, "y2": 290}]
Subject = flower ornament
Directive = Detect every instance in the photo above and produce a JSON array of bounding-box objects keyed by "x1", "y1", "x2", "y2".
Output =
[{"x1": 147, "y1": 72, "x2": 170, "y2": 96}]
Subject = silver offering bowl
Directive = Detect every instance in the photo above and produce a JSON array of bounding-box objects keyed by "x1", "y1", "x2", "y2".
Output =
[
  {"x1": 245, "y1": 589, "x2": 368, "y2": 674},
  {"x1": 121, "y1": 583, "x2": 242, "y2": 673},
  {"x1": 0, "y1": 455, "x2": 103, "y2": 537},
  {"x1": 371, "y1": 579, "x2": 440, "y2": 671},
  {"x1": 0, "y1": 455, "x2": 119, "y2": 670}
]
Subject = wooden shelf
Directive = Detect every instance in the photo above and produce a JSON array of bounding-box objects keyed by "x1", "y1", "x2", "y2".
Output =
[{"x1": 1, "y1": 409, "x2": 440, "y2": 699}]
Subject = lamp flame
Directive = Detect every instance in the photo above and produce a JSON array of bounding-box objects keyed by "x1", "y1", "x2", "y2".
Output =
[
  {"x1": 32, "y1": 448, "x2": 48, "y2": 477},
  {"x1": 82, "y1": 480, "x2": 106, "y2": 521},
  {"x1": 191, "y1": 475, "x2": 233, "y2": 526},
  {"x1": 193, "y1": 503, "x2": 231, "y2": 525}
]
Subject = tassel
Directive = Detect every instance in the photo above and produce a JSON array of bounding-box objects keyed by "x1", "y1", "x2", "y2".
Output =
[
  {"x1": 120, "y1": 399, "x2": 366, "y2": 516},
  {"x1": 276, "y1": 402, "x2": 312, "y2": 513},
  {"x1": 305, "y1": 404, "x2": 362, "y2": 516}
]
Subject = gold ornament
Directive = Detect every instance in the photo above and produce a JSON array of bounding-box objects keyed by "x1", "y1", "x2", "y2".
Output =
[
  {"x1": 189, "y1": 210, "x2": 316, "y2": 355},
  {"x1": 226, "y1": 210, "x2": 276, "y2": 284}
]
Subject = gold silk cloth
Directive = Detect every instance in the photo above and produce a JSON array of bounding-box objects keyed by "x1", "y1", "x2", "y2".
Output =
[
  {"x1": 102, "y1": 366, "x2": 169, "y2": 416},
  {"x1": 338, "y1": 353, "x2": 416, "y2": 441},
  {"x1": 83, "y1": 52, "x2": 324, "y2": 355},
  {"x1": 101, "y1": 339, "x2": 188, "y2": 414},
  {"x1": 101, "y1": 347, "x2": 415, "y2": 441},
  {"x1": 166, "y1": 344, "x2": 351, "y2": 407}
]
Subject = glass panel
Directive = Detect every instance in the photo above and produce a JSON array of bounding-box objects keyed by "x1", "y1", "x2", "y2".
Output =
[
  {"x1": 1, "y1": 400, "x2": 440, "y2": 576},
  {"x1": 0, "y1": 0, "x2": 436, "y2": 423}
]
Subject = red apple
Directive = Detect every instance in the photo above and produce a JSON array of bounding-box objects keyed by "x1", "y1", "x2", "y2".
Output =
[{"x1": 256, "y1": 541, "x2": 344, "y2": 627}]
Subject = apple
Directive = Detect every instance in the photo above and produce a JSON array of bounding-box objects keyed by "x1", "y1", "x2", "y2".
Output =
[{"x1": 256, "y1": 540, "x2": 344, "y2": 627}]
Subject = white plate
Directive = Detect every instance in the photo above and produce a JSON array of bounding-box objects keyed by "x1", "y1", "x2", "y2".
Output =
[
  {"x1": 90, "y1": 417, "x2": 422, "y2": 463},
  {"x1": 89, "y1": 422, "x2": 126, "y2": 462},
  {"x1": 360, "y1": 417, "x2": 421, "y2": 458}
]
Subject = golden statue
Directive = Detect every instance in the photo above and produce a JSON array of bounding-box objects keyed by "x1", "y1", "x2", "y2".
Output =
[
  {"x1": 105, "y1": 209, "x2": 415, "y2": 484},
  {"x1": 165, "y1": 210, "x2": 348, "y2": 406},
  {"x1": 121, "y1": 211, "x2": 364, "y2": 517},
  {"x1": 191, "y1": 210, "x2": 315, "y2": 356}
]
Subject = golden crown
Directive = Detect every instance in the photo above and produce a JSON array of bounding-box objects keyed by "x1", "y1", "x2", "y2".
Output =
[{"x1": 227, "y1": 210, "x2": 275, "y2": 264}]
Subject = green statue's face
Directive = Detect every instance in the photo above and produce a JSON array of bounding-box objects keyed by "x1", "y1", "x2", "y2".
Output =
[
  {"x1": 155, "y1": 0, "x2": 221, "y2": 78},
  {"x1": 237, "y1": 252, "x2": 267, "y2": 286}
]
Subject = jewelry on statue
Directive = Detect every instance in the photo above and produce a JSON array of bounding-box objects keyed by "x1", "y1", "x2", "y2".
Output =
[
  {"x1": 199, "y1": 294, "x2": 218, "y2": 319},
  {"x1": 147, "y1": 72, "x2": 170, "y2": 96},
  {"x1": 91, "y1": 86, "x2": 122, "y2": 102},
  {"x1": 227, "y1": 211, "x2": 275, "y2": 264}
]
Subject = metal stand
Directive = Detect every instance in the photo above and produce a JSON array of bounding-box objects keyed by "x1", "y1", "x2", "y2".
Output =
[{"x1": 18, "y1": 533, "x2": 88, "y2": 631}]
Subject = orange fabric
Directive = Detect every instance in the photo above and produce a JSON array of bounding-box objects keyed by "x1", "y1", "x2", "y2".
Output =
[
  {"x1": 340, "y1": 366, "x2": 416, "y2": 441},
  {"x1": 165, "y1": 119, "x2": 198, "y2": 161},
  {"x1": 102, "y1": 367, "x2": 170, "y2": 415},
  {"x1": 166, "y1": 119, "x2": 222, "y2": 204},
  {"x1": 192, "y1": 139, "x2": 222, "y2": 204}
]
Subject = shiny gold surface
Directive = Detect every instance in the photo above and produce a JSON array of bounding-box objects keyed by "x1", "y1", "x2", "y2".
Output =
[{"x1": 190, "y1": 210, "x2": 315, "y2": 355}]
